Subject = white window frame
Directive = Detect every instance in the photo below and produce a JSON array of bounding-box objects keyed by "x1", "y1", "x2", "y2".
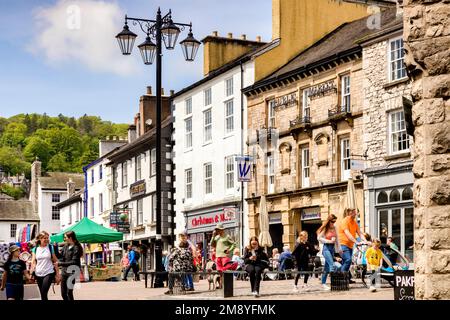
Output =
[
  {"x1": 89, "y1": 197, "x2": 94, "y2": 218},
  {"x1": 302, "y1": 89, "x2": 311, "y2": 119},
  {"x1": 268, "y1": 155, "x2": 275, "y2": 194},
  {"x1": 225, "y1": 156, "x2": 235, "y2": 190},
  {"x1": 136, "y1": 155, "x2": 142, "y2": 181},
  {"x1": 204, "y1": 163, "x2": 212, "y2": 195},
  {"x1": 204, "y1": 87, "x2": 212, "y2": 106},
  {"x1": 99, "y1": 165, "x2": 103, "y2": 181},
  {"x1": 99, "y1": 193, "x2": 103, "y2": 214},
  {"x1": 341, "y1": 75, "x2": 351, "y2": 112},
  {"x1": 137, "y1": 198, "x2": 143, "y2": 226},
  {"x1": 225, "y1": 99, "x2": 234, "y2": 134},
  {"x1": 340, "y1": 138, "x2": 351, "y2": 181},
  {"x1": 185, "y1": 168, "x2": 192, "y2": 199},
  {"x1": 268, "y1": 100, "x2": 276, "y2": 127},
  {"x1": 185, "y1": 117, "x2": 192, "y2": 149},
  {"x1": 151, "y1": 194, "x2": 156, "y2": 223},
  {"x1": 122, "y1": 161, "x2": 128, "y2": 187},
  {"x1": 225, "y1": 77, "x2": 233, "y2": 97},
  {"x1": 389, "y1": 110, "x2": 410, "y2": 154},
  {"x1": 52, "y1": 193, "x2": 60, "y2": 203},
  {"x1": 203, "y1": 109, "x2": 212, "y2": 143},
  {"x1": 185, "y1": 97, "x2": 192, "y2": 115},
  {"x1": 301, "y1": 147, "x2": 310, "y2": 188},
  {"x1": 389, "y1": 37, "x2": 407, "y2": 82},
  {"x1": 151, "y1": 149, "x2": 156, "y2": 177}
]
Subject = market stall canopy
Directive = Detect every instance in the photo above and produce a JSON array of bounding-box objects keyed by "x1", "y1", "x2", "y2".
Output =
[{"x1": 50, "y1": 217, "x2": 123, "y2": 244}]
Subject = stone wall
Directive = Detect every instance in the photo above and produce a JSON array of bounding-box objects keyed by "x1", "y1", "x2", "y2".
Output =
[{"x1": 403, "y1": 0, "x2": 450, "y2": 300}]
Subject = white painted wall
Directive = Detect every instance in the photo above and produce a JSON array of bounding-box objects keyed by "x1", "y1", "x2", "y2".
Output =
[
  {"x1": 173, "y1": 61, "x2": 254, "y2": 244},
  {"x1": 38, "y1": 187, "x2": 68, "y2": 235},
  {"x1": 0, "y1": 221, "x2": 36, "y2": 243},
  {"x1": 60, "y1": 201, "x2": 83, "y2": 231}
]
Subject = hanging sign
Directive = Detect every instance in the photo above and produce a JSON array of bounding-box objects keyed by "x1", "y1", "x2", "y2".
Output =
[
  {"x1": 236, "y1": 156, "x2": 253, "y2": 182},
  {"x1": 351, "y1": 160, "x2": 365, "y2": 171}
]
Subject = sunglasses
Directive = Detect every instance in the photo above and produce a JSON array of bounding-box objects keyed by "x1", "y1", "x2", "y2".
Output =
[{"x1": 331, "y1": 220, "x2": 337, "y2": 223}]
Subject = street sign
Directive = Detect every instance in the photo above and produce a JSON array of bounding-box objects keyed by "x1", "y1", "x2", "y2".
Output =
[
  {"x1": 351, "y1": 159, "x2": 365, "y2": 171},
  {"x1": 236, "y1": 156, "x2": 253, "y2": 182}
]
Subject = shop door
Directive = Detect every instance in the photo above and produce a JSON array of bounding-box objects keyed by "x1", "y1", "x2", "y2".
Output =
[{"x1": 269, "y1": 223, "x2": 283, "y2": 253}]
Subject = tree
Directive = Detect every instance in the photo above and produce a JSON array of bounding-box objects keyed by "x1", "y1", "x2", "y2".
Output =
[
  {"x1": 23, "y1": 136, "x2": 53, "y2": 168},
  {"x1": 30, "y1": 114, "x2": 39, "y2": 133},
  {"x1": 47, "y1": 153, "x2": 71, "y2": 172},
  {"x1": 0, "y1": 122, "x2": 27, "y2": 147},
  {"x1": 39, "y1": 113, "x2": 49, "y2": 129},
  {"x1": 0, "y1": 146, "x2": 30, "y2": 175},
  {"x1": 0, "y1": 184, "x2": 26, "y2": 200},
  {"x1": 0, "y1": 117, "x2": 8, "y2": 135}
]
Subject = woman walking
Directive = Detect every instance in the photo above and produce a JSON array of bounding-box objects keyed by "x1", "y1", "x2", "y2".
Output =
[
  {"x1": 164, "y1": 237, "x2": 195, "y2": 295},
  {"x1": 292, "y1": 231, "x2": 314, "y2": 292},
  {"x1": 243, "y1": 236, "x2": 269, "y2": 297},
  {"x1": 317, "y1": 214, "x2": 342, "y2": 291},
  {"x1": 55, "y1": 231, "x2": 83, "y2": 301},
  {"x1": 30, "y1": 231, "x2": 61, "y2": 300},
  {"x1": 0, "y1": 245, "x2": 31, "y2": 300}
]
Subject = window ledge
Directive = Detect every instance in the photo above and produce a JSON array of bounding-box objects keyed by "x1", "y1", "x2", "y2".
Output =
[
  {"x1": 184, "y1": 148, "x2": 193, "y2": 153},
  {"x1": 132, "y1": 225, "x2": 145, "y2": 231},
  {"x1": 383, "y1": 78, "x2": 409, "y2": 89},
  {"x1": 384, "y1": 152, "x2": 411, "y2": 161},
  {"x1": 202, "y1": 141, "x2": 212, "y2": 147}
]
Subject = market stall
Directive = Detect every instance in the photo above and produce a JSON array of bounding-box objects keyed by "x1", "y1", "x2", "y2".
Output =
[{"x1": 50, "y1": 217, "x2": 123, "y2": 281}]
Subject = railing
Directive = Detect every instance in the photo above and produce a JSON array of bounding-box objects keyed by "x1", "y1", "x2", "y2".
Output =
[
  {"x1": 328, "y1": 105, "x2": 351, "y2": 118},
  {"x1": 289, "y1": 116, "x2": 311, "y2": 128}
]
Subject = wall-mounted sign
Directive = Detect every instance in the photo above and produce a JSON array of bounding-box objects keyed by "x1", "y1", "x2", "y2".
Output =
[
  {"x1": 130, "y1": 180, "x2": 146, "y2": 198},
  {"x1": 351, "y1": 160, "x2": 365, "y2": 171},
  {"x1": 308, "y1": 81, "x2": 337, "y2": 99},
  {"x1": 301, "y1": 207, "x2": 321, "y2": 221},
  {"x1": 188, "y1": 208, "x2": 238, "y2": 230},
  {"x1": 394, "y1": 270, "x2": 415, "y2": 300},
  {"x1": 269, "y1": 212, "x2": 282, "y2": 225},
  {"x1": 273, "y1": 92, "x2": 297, "y2": 110},
  {"x1": 236, "y1": 156, "x2": 253, "y2": 182}
]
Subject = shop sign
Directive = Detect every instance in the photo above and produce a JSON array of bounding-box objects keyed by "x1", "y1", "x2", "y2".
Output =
[
  {"x1": 301, "y1": 208, "x2": 321, "y2": 221},
  {"x1": 269, "y1": 212, "x2": 281, "y2": 224},
  {"x1": 308, "y1": 80, "x2": 337, "y2": 99},
  {"x1": 236, "y1": 156, "x2": 253, "y2": 182},
  {"x1": 351, "y1": 160, "x2": 365, "y2": 171},
  {"x1": 130, "y1": 180, "x2": 146, "y2": 198},
  {"x1": 110, "y1": 210, "x2": 130, "y2": 233},
  {"x1": 188, "y1": 208, "x2": 237, "y2": 229},
  {"x1": 394, "y1": 270, "x2": 415, "y2": 300},
  {"x1": 273, "y1": 92, "x2": 297, "y2": 110}
]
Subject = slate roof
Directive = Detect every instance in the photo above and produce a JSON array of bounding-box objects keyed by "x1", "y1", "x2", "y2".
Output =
[
  {"x1": 244, "y1": 8, "x2": 397, "y2": 94},
  {"x1": 39, "y1": 172, "x2": 84, "y2": 190},
  {"x1": 0, "y1": 200, "x2": 39, "y2": 221},
  {"x1": 0, "y1": 193, "x2": 14, "y2": 201}
]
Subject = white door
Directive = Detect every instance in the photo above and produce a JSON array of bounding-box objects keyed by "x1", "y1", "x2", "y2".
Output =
[
  {"x1": 341, "y1": 138, "x2": 351, "y2": 181},
  {"x1": 302, "y1": 147, "x2": 310, "y2": 188}
]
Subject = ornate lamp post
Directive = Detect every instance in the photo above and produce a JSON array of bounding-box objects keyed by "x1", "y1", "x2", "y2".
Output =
[{"x1": 116, "y1": 8, "x2": 200, "y2": 287}]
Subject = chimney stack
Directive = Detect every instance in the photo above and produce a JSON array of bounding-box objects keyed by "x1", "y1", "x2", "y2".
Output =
[
  {"x1": 256, "y1": 36, "x2": 261, "y2": 42},
  {"x1": 170, "y1": 90, "x2": 175, "y2": 96},
  {"x1": 161, "y1": 88, "x2": 165, "y2": 96},
  {"x1": 147, "y1": 86, "x2": 152, "y2": 95},
  {"x1": 212, "y1": 31, "x2": 218, "y2": 37},
  {"x1": 240, "y1": 34, "x2": 247, "y2": 40},
  {"x1": 67, "y1": 178, "x2": 76, "y2": 198},
  {"x1": 227, "y1": 32, "x2": 233, "y2": 39},
  {"x1": 127, "y1": 125, "x2": 137, "y2": 143},
  {"x1": 30, "y1": 159, "x2": 42, "y2": 214}
]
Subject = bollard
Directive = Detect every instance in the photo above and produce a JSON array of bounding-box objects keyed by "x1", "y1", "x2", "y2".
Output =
[{"x1": 223, "y1": 272, "x2": 234, "y2": 298}]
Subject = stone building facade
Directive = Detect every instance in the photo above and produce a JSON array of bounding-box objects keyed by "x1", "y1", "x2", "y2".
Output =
[
  {"x1": 242, "y1": 12, "x2": 401, "y2": 250},
  {"x1": 359, "y1": 9, "x2": 415, "y2": 262},
  {"x1": 403, "y1": 0, "x2": 450, "y2": 299}
]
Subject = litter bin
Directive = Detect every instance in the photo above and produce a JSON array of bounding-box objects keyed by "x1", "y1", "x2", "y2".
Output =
[{"x1": 330, "y1": 272, "x2": 349, "y2": 291}]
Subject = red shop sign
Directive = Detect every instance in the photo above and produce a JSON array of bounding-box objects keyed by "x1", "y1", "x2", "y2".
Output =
[{"x1": 189, "y1": 208, "x2": 237, "y2": 229}]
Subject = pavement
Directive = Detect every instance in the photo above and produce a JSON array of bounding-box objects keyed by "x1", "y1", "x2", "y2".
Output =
[{"x1": 32, "y1": 276, "x2": 394, "y2": 300}]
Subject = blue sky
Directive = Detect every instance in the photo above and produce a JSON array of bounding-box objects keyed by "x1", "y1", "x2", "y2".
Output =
[{"x1": 0, "y1": 0, "x2": 271, "y2": 123}]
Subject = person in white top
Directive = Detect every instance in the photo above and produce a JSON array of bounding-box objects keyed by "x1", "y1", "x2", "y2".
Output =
[{"x1": 30, "y1": 231, "x2": 61, "y2": 300}]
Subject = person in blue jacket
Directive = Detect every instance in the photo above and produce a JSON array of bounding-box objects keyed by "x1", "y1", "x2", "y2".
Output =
[{"x1": 122, "y1": 245, "x2": 140, "y2": 281}]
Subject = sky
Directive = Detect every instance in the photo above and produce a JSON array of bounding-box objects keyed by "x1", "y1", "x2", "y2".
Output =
[{"x1": 0, "y1": 0, "x2": 272, "y2": 123}]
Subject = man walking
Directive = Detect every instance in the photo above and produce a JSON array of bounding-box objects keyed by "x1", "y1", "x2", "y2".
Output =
[
  {"x1": 338, "y1": 209, "x2": 366, "y2": 284},
  {"x1": 122, "y1": 245, "x2": 140, "y2": 281}
]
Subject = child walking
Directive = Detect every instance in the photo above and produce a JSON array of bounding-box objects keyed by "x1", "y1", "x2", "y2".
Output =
[
  {"x1": 292, "y1": 231, "x2": 314, "y2": 292},
  {"x1": 365, "y1": 238, "x2": 383, "y2": 292},
  {"x1": 0, "y1": 245, "x2": 31, "y2": 300}
]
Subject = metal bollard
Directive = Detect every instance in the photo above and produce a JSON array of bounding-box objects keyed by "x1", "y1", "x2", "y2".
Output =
[{"x1": 223, "y1": 272, "x2": 234, "y2": 298}]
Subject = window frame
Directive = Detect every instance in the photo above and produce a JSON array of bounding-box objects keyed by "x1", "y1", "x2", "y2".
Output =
[
  {"x1": 224, "y1": 99, "x2": 234, "y2": 134},
  {"x1": 89, "y1": 197, "x2": 94, "y2": 218},
  {"x1": 185, "y1": 97, "x2": 192, "y2": 115},
  {"x1": 151, "y1": 194, "x2": 157, "y2": 223},
  {"x1": 268, "y1": 100, "x2": 276, "y2": 127},
  {"x1": 137, "y1": 198, "x2": 143, "y2": 226},
  {"x1": 204, "y1": 87, "x2": 212, "y2": 106},
  {"x1": 203, "y1": 108, "x2": 212, "y2": 143},
  {"x1": 10, "y1": 223, "x2": 17, "y2": 238},
  {"x1": 341, "y1": 75, "x2": 351, "y2": 112},
  {"x1": 121, "y1": 161, "x2": 128, "y2": 188},
  {"x1": 204, "y1": 162, "x2": 213, "y2": 195},
  {"x1": 301, "y1": 146, "x2": 310, "y2": 188},
  {"x1": 185, "y1": 117, "x2": 193, "y2": 149},
  {"x1": 52, "y1": 193, "x2": 60, "y2": 203},
  {"x1": 52, "y1": 205, "x2": 60, "y2": 220},
  {"x1": 389, "y1": 109, "x2": 410, "y2": 155},
  {"x1": 388, "y1": 37, "x2": 407, "y2": 82},
  {"x1": 151, "y1": 149, "x2": 156, "y2": 177},
  {"x1": 340, "y1": 137, "x2": 351, "y2": 181},
  {"x1": 225, "y1": 156, "x2": 235, "y2": 190},
  {"x1": 268, "y1": 154, "x2": 275, "y2": 194},
  {"x1": 225, "y1": 77, "x2": 233, "y2": 97},
  {"x1": 99, "y1": 193, "x2": 103, "y2": 213},
  {"x1": 302, "y1": 89, "x2": 311, "y2": 119},
  {"x1": 185, "y1": 168, "x2": 192, "y2": 199},
  {"x1": 99, "y1": 165, "x2": 103, "y2": 181},
  {"x1": 135, "y1": 154, "x2": 142, "y2": 181}
]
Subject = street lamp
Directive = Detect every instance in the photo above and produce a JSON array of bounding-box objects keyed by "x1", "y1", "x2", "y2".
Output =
[{"x1": 116, "y1": 8, "x2": 200, "y2": 288}]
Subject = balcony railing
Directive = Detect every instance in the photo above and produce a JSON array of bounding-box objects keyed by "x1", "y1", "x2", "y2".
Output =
[
  {"x1": 289, "y1": 116, "x2": 311, "y2": 128},
  {"x1": 328, "y1": 105, "x2": 351, "y2": 118}
]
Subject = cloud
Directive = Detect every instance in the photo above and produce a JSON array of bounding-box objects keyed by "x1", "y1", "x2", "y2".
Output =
[{"x1": 29, "y1": 0, "x2": 140, "y2": 76}]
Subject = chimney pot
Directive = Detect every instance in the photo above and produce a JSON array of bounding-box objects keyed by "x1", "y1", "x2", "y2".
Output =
[
  {"x1": 256, "y1": 36, "x2": 261, "y2": 42},
  {"x1": 146, "y1": 86, "x2": 152, "y2": 95},
  {"x1": 227, "y1": 32, "x2": 233, "y2": 39},
  {"x1": 212, "y1": 31, "x2": 218, "y2": 37},
  {"x1": 161, "y1": 88, "x2": 165, "y2": 96},
  {"x1": 240, "y1": 34, "x2": 246, "y2": 40},
  {"x1": 170, "y1": 90, "x2": 175, "y2": 96}
]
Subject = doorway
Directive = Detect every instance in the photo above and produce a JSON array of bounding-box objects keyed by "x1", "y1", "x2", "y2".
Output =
[
  {"x1": 269, "y1": 223, "x2": 283, "y2": 254},
  {"x1": 301, "y1": 219, "x2": 322, "y2": 247}
]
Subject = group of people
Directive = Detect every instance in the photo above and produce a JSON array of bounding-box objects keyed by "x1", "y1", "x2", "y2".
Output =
[
  {"x1": 121, "y1": 245, "x2": 141, "y2": 281},
  {"x1": 1, "y1": 230, "x2": 83, "y2": 301}
]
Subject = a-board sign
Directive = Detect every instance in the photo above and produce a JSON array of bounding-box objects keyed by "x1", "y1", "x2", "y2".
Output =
[{"x1": 394, "y1": 270, "x2": 415, "y2": 300}]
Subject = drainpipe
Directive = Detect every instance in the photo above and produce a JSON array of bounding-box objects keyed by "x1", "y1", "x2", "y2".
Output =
[
  {"x1": 83, "y1": 166, "x2": 88, "y2": 218},
  {"x1": 240, "y1": 61, "x2": 245, "y2": 253}
]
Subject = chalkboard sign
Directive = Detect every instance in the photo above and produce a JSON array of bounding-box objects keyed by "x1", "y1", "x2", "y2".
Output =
[{"x1": 394, "y1": 270, "x2": 415, "y2": 300}]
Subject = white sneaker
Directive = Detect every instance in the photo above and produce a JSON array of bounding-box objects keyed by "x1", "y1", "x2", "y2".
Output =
[
  {"x1": 255, "y1": 292, "x2": 260, "y2": 297},
  {"x1": 322, "y1": 284, "x2": 331, "y2": 291},
  {"x1": 293, "y1": 285, "x2": 299, "y2": 293},
  {"x1": 303, "y1": 284, "x2": 310, "y2": 291},
  {"x1": 369, "y1": 286, "x2": 377, "y2": 292},
  {"x1": 252, "y1": 291, "x2": 258, "y2": 296}
]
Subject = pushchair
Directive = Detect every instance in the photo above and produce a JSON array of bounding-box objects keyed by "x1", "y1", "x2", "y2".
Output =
[
  {"x1": 350, "y1": 243, "x2": 370, "y2": 286},
  {"x1": 379, "y1": 246, "x2": 410, "y2": 287}
]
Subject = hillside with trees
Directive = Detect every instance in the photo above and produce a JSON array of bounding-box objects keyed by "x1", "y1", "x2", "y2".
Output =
[{"x1": 0, "y1": 113, "x2": 128, "y2": 178}]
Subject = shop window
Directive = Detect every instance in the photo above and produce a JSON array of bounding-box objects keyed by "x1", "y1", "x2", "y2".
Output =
[
  {"x1": 377, "y1": 191, "x2": 388, "y2": 204},
  {"x1": 389, "y1": 189, "x2": 400, "y2": 202},
  {"x1": 402, "y1": 187, "x2": 413, "y2": 201},
  {"x1": 404, "y1": 207, "x2": 414, "y2": 261}
]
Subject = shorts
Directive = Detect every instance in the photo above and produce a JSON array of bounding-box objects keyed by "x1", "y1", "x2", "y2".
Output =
[{"x1": 5, "y1": 283, "x2": 24, "y2": 300}]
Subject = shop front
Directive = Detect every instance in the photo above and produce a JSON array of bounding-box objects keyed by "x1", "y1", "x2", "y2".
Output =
[
  {"x1": 300, "y1": 207, "x2": 322, "y2": 247},
  {"x1": 185, "y1": 206, "x2": 239, "y2": 263}
]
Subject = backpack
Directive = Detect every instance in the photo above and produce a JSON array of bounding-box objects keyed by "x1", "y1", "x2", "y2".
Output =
[
  {"x1": 134, "y1": 250, "x2": 140, "y2": 262},
  {"x1": 32, "y1": 244, "x2": 55, "y2": 256}
]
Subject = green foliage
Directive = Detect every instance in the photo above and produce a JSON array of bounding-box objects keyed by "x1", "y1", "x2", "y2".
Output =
[
  {"x1": 0, "y1": 184, "x2": 26, "y2": 200},
  {"x1": 0, "y1": 114, "x2": 128, "y2": 175}
]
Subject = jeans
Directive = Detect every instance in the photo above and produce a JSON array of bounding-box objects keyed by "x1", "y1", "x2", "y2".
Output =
[
  {"x1": 183, "y1": 274, "x2": 194, "y2": 289},
  {"x1": 341, "y1": 245, "x2": 353, "y2": 276},
  {"x1": 321, "y1": 244, "x2": 336, "y2": 285},
  {"x1": 123, "y1": 263, "x2": 139, "y2": 280},
  {"x1": 35, "y1": 272, "x2": 55, "y2": 301},
  {"x1": 61, "y1": 274, "x2": 75, "y2": 301},
  {"x1": 294, "y1": 262, "x2": 309, "y2": 286}
]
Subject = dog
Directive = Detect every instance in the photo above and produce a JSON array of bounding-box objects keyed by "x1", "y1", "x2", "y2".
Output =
[{"x1": 205, "y1": 260, "x2": 221, "y2": 290}]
